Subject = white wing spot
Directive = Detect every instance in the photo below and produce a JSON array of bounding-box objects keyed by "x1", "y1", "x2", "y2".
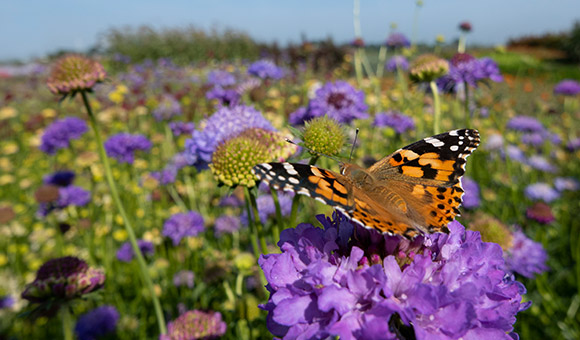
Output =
[
  {"x1": 450, "y1": 145, "x2": 459, "y2": 152},
  {"x1": 425, "y1": 137, "x2": 445, "y2": 147},
  {"x1": 449, "y1": 130, "x2": 459, "y2": 136},
  {"x1": 288, "y1": 177, "x2": 300, "y2": 185},
  {"x1": 261, "y1": 163, "x2": 273, "y2": 170}
]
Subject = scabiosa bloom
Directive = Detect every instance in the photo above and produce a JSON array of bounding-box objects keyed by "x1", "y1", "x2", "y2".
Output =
[
  {"x1": 524, "y1": 183, "x2": 560, "y2": 203},
  {"x1": 409, "y1": 54, "x2": 449, "y2": 83},
  {"x1": 504, "y1": 145, "x2": 527, "y2": 163},
  {"x1": 116, "y1": 240, "x2": 154, "y2": 262},
  {"x1": 21, "y1": 256, "x2": 105, "y2": 303},
  {"x1": 554, "y1": 177, "x2": 580, "y2": 191},
  {"x1": 567, "y1": 137, "x2": 580, "y2": 151},
  {"x1": 526, "y1": 202, "x2": 555, "y2": 224},
  {"x1": 39, "y1": 117, "x2": 88, "y2": 154},
  {"x1": 385, "y1": 55, "x2": 409, "y2": 72},
  {"x1": 506, "y1": 116, "x2": 545, "y2": 133},
  {"x1": 459, "y1": 21, "x2": 472, "y2": 32},
  {"x1": 247, "y1": 59, "x2": 284, "y2": 80},
  {"x1": 504, "y1": 228, "x2": 548, "y2": 278},
  {"x1": 47, "y1": 55, "x2": 106, "y2": 96},
  {"x1": 161, "y1": 310, "x2": 227, "y2": 340},
  {"x1": 184, "y1": 105, "x2": 275, "y2": 169},
  {"x1": 461, "y1": 176, "x2": 480, "y2": 209},
  {"x1": 373, "y1": 111, "x2": 415, "y2": 134},
  {"x1": 0, "y1": 295, "x2": 15, "y2": 309},
  {"x1": 207, "y1": 70, "x2": 236, "y2": 87},
  {"x1": 44, "y1": 170, "x2": 76, "y2": 187},
  {"x1": 206, "y1": 85, "x2": 240, "y2": 106},
  {"x1": 214, "y1": 215, "x2": 242, "y2": 237},
  {"x1": 289, "y1": 81, "x2": 369, "y2": 125},
  {"x1": 260, "y1": 214, "x2": 529, "y2": 339},
  {"x1": 173, "y1": 270, "x2": 195, "y2": 289},
  {"x1": 527, "y1": 155, "x2": 557, "y2": 173},
  {"x1": 553, "y1": 79, "x2": 580, "y2": 96},
  {"x1": 169, "y1": 122, "x2": 195, "y2": 137},
  {"x1": 477, "y1": 57, "x2": 504, "y2": 82},
  {"x1": 153, "y1": 95, "x2": 182, "y2": 121},
  {"x1": 162, "y1": 211, "x2": 205, "y2": 246},
  {"x1": 104, "y1": 133, "x2": 152, "y2": 164},
  {"x1": 302, "y1": 116, "x2": 346, "y2": 156},
  {"x1": 385, "y1": 32, "x2": 411, "y2": 48},
  {"x1": 75, "y1": 305, "x2": 120, "y2": 340},
  {"x1": 38, "y1": 185, "x2": 91, "y2": 217}
]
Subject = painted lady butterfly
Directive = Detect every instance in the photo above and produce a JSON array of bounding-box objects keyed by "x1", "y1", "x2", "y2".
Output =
[{"x1": 252, "y1": 129, "x2": 480, "y2": 238}]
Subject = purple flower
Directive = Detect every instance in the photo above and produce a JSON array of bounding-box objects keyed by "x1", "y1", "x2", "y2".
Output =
[
  {"x1": 44, "y1": 170, "x2": 76, "y2": 187},
  {"x1": 75, "y1": 305, "x2": 120, "y2": 340},
  {"x1": 506, "y1": 116, "x2": 545, "y2": 133},
  {"x1": 207, "y1": 70, "x2": 236, "y2": 87},
  {"x1": 162, "y1": 211, "x2": 205, "y2": 246},
  {"x1": 248, "y1": 60, "x2": 284, "y2": 80},
  {"x1": 289, "y1": 81, "x2": 369, "y2": 125},
  {"x1": 459, "y1": 21, "x2": 472, "y2": 32},
  {"x1": 259, "y1": 213, "x2": 529, "y2": 339},
  {"x1": 39, "y1": 117, "x2": 88, "y2": 154},
  {"x1": 567, "y1": 137, "x2": 580, "y2": 151},
  {"x1": 0, "y1": 295, "x2": 15, "y2": 309},
  {"x1": 241, "y1": 192, "x2": 292, "y2": 225},
  {"x1": 173, "y1": 270, "x2": 195, "y2": 288},
  {"x1": 214, "y1": 215, "x2": 242, "y2": 237},
  {"x1": 504, "y1": 229, "x2": 548, "y2": 278},
  {"x1": 184, "y1": 105, "x2": 275, "y2": 169},
  {"x1": 116, "y1": 240, "x2": 154, "y2": 262},
  {"x1": 504, "y1": 145, "x2": 527, "y2": 163},
  {"x1": 373, "y1": 111, "x2": 415, "y2": 134},
  {"x1": 524, "y1": 183, "x2": 560, "y2": 203},
  {"x1": 526, "y1": 202, "x2": 555, "y2": 224},
  {"x1": 161, "y1": 310, "x2": 227, "y2": 340},
  {"x1": 553, "y1": 79, "x2": 580, "y2": 96},
  {"x1": 104, "y1": 133, "x2": 152, "y2": 164},
  {"x1": 169, "y1": 122, "x2": 195, "y2": 137},
  {"x1": 386, "y1": 32, "x2": 411, "y2": 48},
  {"x1": 521, "y1": 132, "x2": 546, "y2": 147},
  {"x1": 38, "y1": 185, "x2": 91, "y2": 217},
  {"x1": 385, "y1": 55, "x2": 409, "y2": 72},
  {"x1": 461, "y1": 176, "x2": 480, "y2": 209},
  {"x1": 206, "y1": 85, "x2": 240, "y2": 106},
  {"x1": 153, "y1": 95, "x2": 182, "y2": 121},
  {"x1": 477, "y1": 57, "x2": 504, "y2": 82},
  {"x1": 527, "y1": 155, "x2": 557, "y2": 173},
  {"x1": 554, "y1": 177, "x2": 579, "y2": 191},
  {"x1": 150, "y1": 167, "x2": 178, "y2": 185},
  {"x1": 219, "y1": 194, "x2": 243, "y2": 207}
]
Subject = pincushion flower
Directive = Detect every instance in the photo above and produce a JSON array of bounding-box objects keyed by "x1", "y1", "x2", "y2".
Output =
[
  {"x1": 162, "y1": 211, "x2": 205, "y2": 246},
  {"x1": 169, "y1": 122, "x2": 195, "y2": 137},
  {"x1": 206, "y1": 85, "x2": 240, "y2": 106},
  {"x1": 553, "y1": 79, "x2": 580, "y2": 96},
  {"x1": 409, "y1": 54, "x2": 449, "y2": 83},
  {"x1": 153, "y1": 95, "x2": 182, "y2": 121},
  {"x1": 385, "y1": 55, "x2": 409, "y2": 72},
  {"x1": 289, "y1": 81, "x2": 369, "y2": 125},
  {"x1": 385, "y1": 32, "x2": 410, "y2": 49},
  {"x1": 373, "y1": 111, "x2": 415, "y2": 134},
  {"x1": 75, "y1": 305, "x2": 120, "y2": 340},
  {"x1": 247, "y1": 59, "x2": 284, "y2": 80},
  {"x1": 104, "y1": 133, "x2": 152, "y2": 164},
  {"x1": 116, "y1": 240, "x2": 155, "y2": 262},
  {"x1": 260, "y1": 213, "x2": 529, "y2": 339},
  {"x1": 161, "y1": 310, "x2": 227, "y2": 340},
  {"x1": 506, "y1": 116, "x2": 545, "y2": 133},
  {"x1": 47, "y1": 55, "x2": 106, "y2": 96},
  {"x1": 207, "y1": 70, "x2": 236, "y2": 87},
  {"x1": 439, "y1": 54, "x2": 503, "y2": 92},
  {"x1": 524, "y1": 183, "x2": 560, "y2": 203},
  {"x1": 214, "y1": 215, "x2": 242, "y2": 236},
  {"x1": 38, "y1": 184, "x2": 91, "y2": 217},
  {"x1": 461, "y1": 176, "x2": 480, "y2": 209},
  {"x1": 504, "y1": 228, "x2": 549, "y2": 278},
  {"x1": 39, "y1": 117, "x2": 88, "y2": 155},
  {"x1": 526, "y1": 202, "x2": 555, "y2": 225},
  {"x1": 21, "y1": 256, "x2": 105, "y2": 303},
  {"x1": 527, "y1": 155, "x2": 557, "y2": 173},
  {"x1": 173, "y1": 270, "x2": 195, "y2": 288},
  {"x1": 554, "y1": 177, "x2": 579, "y2": 191},
  {"x1": 302, "y1": 116, "x2": 346, "y2": 156}
]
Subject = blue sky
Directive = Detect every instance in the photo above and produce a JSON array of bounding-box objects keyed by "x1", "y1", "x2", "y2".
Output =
[{"x1": 1, "y1": 0, "x2": 579, "y2": 61}]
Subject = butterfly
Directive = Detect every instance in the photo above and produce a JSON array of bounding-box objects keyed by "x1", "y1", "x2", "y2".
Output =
[{"x1": 252, "y1": 129, "x2": 480, "y2": 238}]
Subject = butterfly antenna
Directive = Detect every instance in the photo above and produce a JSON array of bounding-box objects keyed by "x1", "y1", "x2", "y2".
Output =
[
  {"x1": 349, "y1": 128, "x2": 359, "y2": 163},
  {"x1": 285, "y1": 138, "x2": 343, "y2": 163}
]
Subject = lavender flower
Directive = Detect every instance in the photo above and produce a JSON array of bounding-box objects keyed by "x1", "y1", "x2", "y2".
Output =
[
  {"x1": 385, "y1": 32, "x2": 411, "y2": 48},
  {"x1": 153, "y1": 95, "x2": 182, "y2": 121},
  {"x1": 214, "y1": 215, "x2": 242, "y2": 237},
  {"x1": 385, "y1": 55, "x2": 409, "y2": 72},
  {"x1": 207, "y1": 70, "x2": 236, "y2": 87},
  {"x1": 39, "y1": 117, "x2": 88, "y2": 154},
  {"x1": 75, "y1": 305, "x2": 120, "y2": 340},
  {"x1": 504, "y1": 229, "x2": 548, "y2": 278},
  {"x1": 506, "y1": 116, "x2": 545, "y2": 133},
  {"x1": 161, "y1": 310, "x2": 227, "y2": 340},
  {"x1": 116, "y1": 240, "x2": 154, "y2": 262},
  {"x1": 444, "y1": 54, "x2": 503, "y2": 90},
  {"x1": 38, "y1": 185, "x2": 91, "y2": 217},
  {"x1": 44, "y1": 170, "x2": 76, "y2": 187},
  {"x1": 169, "y1": 122, "x2": 195, "y2": 137},
  {"x1": 461, "y1": 176, "x2": 480, "y2": 209},
  {"x1": 259, "y1": 214, "x2": 529, "y2": 339},
  {"x1": 248, "y1": 60, "x2": 284, "y2": 80},
  {"x1": 554, "y1": 177, "x2": 579, "y2": 191},
  {"x1": 0, "y1": 295, "x2": 15, "y2": 309},
  {"x1": 553, "y1": 79, "x2": 580, "y2": 96},
  {"x1": 173, "y1": 270, "x2": 195, "y2": 289},
  {"x1": 289, "y1": 81, "x2": 368, "y2": 125},
  {"x1": 150, "y1": 167, "x2": 178, "y2": 185},
  {"x1": 567, "y1": 137, "x2": 580, "y2": 151},
  {"x1": 527, "y1": 155, "x2": 557, "y2": 173},
  {"x1": 373, "y1": 111, "x2": 415, "y2": 134},
  {"x1": 485, "y1": 133, "x2": 504, "y2": 151},
  {"x1": 162, "y1": 211, "x2": 205, "y2": 246},
  {"x1": 206, "y1": 85, "x2": 240, "y2": 106},
  {"x1": 524, "y1": 183, "x2": 560, "y2": 202},
  {"x1": 504, "y1": 145, "x2": 527, "y2": 163},
  {"x1": 241, "y1": 193, "x2": 293, "y2": 225},
  {"x1": 104, "y1": 133, "x2": 152, "y2": 164},
  {"x1": 184, "y1": 105, "x2": 274, "y2": 169},
  {"x1": 478, "y1": 57, "x2": 504, "y2": 82}
]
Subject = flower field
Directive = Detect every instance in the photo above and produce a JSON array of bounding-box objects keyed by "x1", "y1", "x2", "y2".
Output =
[{"x1": 0, "y1": 37, "x2": 579, "y2": 339}]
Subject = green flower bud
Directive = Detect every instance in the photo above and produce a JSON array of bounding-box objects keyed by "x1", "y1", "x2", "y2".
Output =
[
  {"x1": 237, "y1": 128, "x2": 297, "y2": 162},
  {"x1": 302, "y1": 116, "x2": 345, "y2": 156},
  {"x1": 409, "y1": 54, "x2": 449, "y2": 83}
]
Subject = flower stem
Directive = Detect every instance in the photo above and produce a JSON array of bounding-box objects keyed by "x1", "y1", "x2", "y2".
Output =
[
  {"x1": 429, "y1": 81, "x2": 442, "y2": 134},
  {"x1": 269, "y1": 187, "x2": 282, "y2": 241},
  {"x1": 376, "y1": 46, "x2": 387, "y2": 79},
  {"x1": 61, "y1": 305, "x2": 73, "y2": 340},
  {"x1": 458, "y1": 33, "x2": 466, "y2": 53},
  {"x1": 80, "y1": 91, "x2": 167, "y2": 335},
  {"x1": 464, "y1": 81, "x2": 471, "y2": 128},
  {"x1": 248, "y1": 189, "x2": 268, "y2": 253}
]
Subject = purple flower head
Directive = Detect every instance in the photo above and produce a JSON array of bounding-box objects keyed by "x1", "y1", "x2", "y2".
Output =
[
  {"x1": 150, "y1": 167, "x2": 178, "y2": 185},
  {"x1": 441, "y1": 55, "x2": 503, "y2": 91},
  {"x1": 39, "y1": 117, "x2": 88, "y2": 155},
  {"x1": 386, "y1": 32, "x2": 411, "y2": 48},
  {"x1": 385, "y1": 55, "x2": 409, "y2": 72},
  {"x1": 173, "y1": 270, "x2": 195, "y2": 289},
  {"x1": 206, "y1": 85, "x2": 241, "y2": 106},
  {"x1": 524, "y1": 183, "x2": 560, "y2": 203},
  {"x1": 504, "y1": 145, "x2": 526, "y2": 163},
  {"x1": 527, "y1": 155, "x2": 557, "y2": 173},
  {"x1": 162, "y1": 211, "x2": 205, "y2": 246},
  {"x1": 260, "y1": 213, "x2": 529, "y2": 339},
  {"x1": 506, "y1": 116, "x2": 545, "y2": 133},
  {"x1": 461, "y1": 176, "x2": 480, "y2": 209},
  {"x1": 75, "y1": 305, "x2": 120, "y2": 340},
  {"x1": 162, "y1": 310, "x2": 226, "y2": 340},
  {"x1": 248, "y1": 60, "x2": 284, "y2": 80},
  {"x1": 504, "y1": 228, "x2": 548, "y2": 278},
  {"x1": 554, "y1": 177, "x2": 579, "y2": 192},
  {"x1": 153, "y1": 95, "x2": 182, "y2": 121},
  {"x1": 44, "y1": 170, "x2": 76, "y2": 187},
  {"x1": 207, "y1": 70, "x2": 236, "y2": 87},
  {"x1": 373, "y1": 111, "x2": 415, "y2": 134},
  {"x1": 0, "y1": 295, "x2": 15, "y2": 309},
  {"x1": 351, "y1": 37, "x2": 365, "y2": 48},
  {"x1": 169, "y1": 122, "x2": 195, "y2": 137},
  {"x1": 477, "y1": 57, "x2": 504, "y2": 82},
  {"x1": 184, "y1": 105, "x2": 275, "y2": 169},
  {"x1": 214, "y1": 215, "x2": 242, "y2": 237},
  {"x1": 219, "y1": 194, "x2": 243, "y2": 207},
  {"x1": 38, "y1": 185, "x2": 91, "y2": 217},
  {"x1": 521, "y1": 132, "x2": 546, "y2": 147},
  {"x1": 241, "y1": 192, "x2": 293, "y2": 225},
  {"x1": 459, "y1": 21, "x2": 472, "y2": 32},
  {"x1": 553, "y1": 79, "x2": 580, "y2": 96},
  {"x1": 104, "y1": 133, "x2": 152, "y2": 164},
  {"x1": 289, "y1": 81, "x2": 369, "y2": 125},
  {"x1": 567, "y1": 137, "x2": 580, "y2": 151},
  {"x1": 116, "y1": 240, "x2": 154, "y2": 262},
  {"x1": 526, "y1": 202, "x2": 555, "y2": 224},
  {"x1": 485, "y1": 134, "x2": 504, "y2": 151}
]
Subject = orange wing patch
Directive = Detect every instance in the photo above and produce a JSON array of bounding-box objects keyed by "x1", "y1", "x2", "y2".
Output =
[{"x1": 420, "y1": 184, "x2": 464, "y2": 233}]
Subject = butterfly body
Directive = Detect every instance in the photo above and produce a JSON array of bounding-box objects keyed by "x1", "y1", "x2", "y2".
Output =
[{"x1": 252, "y1": 129, "x2": 480, "y2": 238}]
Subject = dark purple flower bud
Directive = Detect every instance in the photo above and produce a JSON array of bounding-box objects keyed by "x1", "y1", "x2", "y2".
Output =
[
  {"x1": 459, "y1": 21, "x2": 472, "y2": 32},
  {"x1": 351, "y1": 38, "x2": 365, "y2": 48},
  {"x1": 75, "y1": 305, "x2": 120, "y2": 340},
  {"x1": 44, "y1": 170, "x2": 76, "y2": 187},
  {"x1": 526, "y1": 202, "x2": 555, "y2": 224}
]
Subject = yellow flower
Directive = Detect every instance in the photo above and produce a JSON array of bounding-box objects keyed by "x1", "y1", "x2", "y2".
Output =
[
  {"x1": 2, "y1": 142, "x2": 18, "y2": 155},
  {"x1": 0, "y1": 175, "x2": 15, "y2": 185},
  {"x1": 113, "y1": 229, "x2": 128, "y2": 241},
  {"x1": 114, "y1": 214, "x2": 124, "y2": 225},
  {"x1": 0, "y1": 106, "x2": 17, "y2": 120},
  {"x1": 0, "y1": 254, "x2": 7, "y2": 266},
  {"x1": 41, "y1": 108, "x2": 57, "y2": 118}
]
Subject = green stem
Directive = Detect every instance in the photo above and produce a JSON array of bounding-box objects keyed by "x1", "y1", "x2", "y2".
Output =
[
  {"x1": 458, "y1": 34, "x2": 466, "y2": 53},
  {"x1": 429, "y1": 81, "x2": 442, "y2": 134},
  {"x1": 61, "y1": 305, "x2": 73, "y2": 340},
  {"x1": 360, "y1": 49, "x2": 375, "y2": 79},
  {"x1": 354, "y1": 49, "x2": 363, "y2": 85},
  {"x1": 269, "y1": 187, "x2": 282, "y2": 241},
  {"x1": 376, "y1": 46, "x2": 387, "y2": 79},
  {"x1": 289, "y1": 156, "x2": 319, "y2": 225},
  {"x1": 80, "y1": 91, "x2": 167, "y2": 335},
  {"x1": 244, "y1": 187, "x2": 262, "y2": 257},
  {"x1": 248, "y1": 189, "x2": 268, "y2": 253},
  {"x1": 464, "y1": 81, "x2": 471, "y2": 128}
]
